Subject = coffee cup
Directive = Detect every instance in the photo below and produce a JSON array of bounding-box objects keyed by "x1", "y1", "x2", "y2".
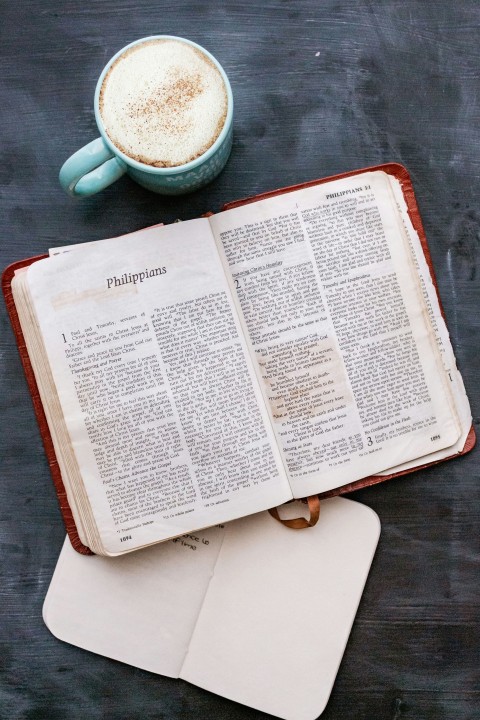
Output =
[{"x1": 59, "y1": 36, "x2": 233, "y2": 197}]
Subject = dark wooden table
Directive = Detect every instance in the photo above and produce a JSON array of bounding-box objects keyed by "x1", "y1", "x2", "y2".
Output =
[{"x1": 1, "y1": 2, "x2": 479, "y2": 719}]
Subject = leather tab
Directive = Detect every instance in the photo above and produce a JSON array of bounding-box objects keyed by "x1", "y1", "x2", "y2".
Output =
[{"x1": 268, "y1": 495, "x2": 320, "y2": 529}]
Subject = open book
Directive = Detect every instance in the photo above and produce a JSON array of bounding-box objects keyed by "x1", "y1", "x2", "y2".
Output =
[
  {"x1": 43, "y1": 498, "x2": 381, "y2": 720},
  {"x1": 3, "y1": 164, "x2": 474, "y2": 556}
]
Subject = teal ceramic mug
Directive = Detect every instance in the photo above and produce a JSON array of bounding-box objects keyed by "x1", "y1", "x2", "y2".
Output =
[{"x1": 59, "y1": 36, "x2": 234, "y2": 197}]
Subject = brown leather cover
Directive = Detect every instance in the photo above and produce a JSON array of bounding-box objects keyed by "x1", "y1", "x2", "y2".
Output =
[
  {"x1": 2, "y1": 163, "x2": 475, "y2": 552},
  {"x1": 2, "y1": 257, "x2": 92, "y2": 554}
]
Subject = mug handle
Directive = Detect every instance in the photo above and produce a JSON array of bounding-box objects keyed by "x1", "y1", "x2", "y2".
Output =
[{"x1": 59, "y1": 138, "x2": 127, "y2": 197}]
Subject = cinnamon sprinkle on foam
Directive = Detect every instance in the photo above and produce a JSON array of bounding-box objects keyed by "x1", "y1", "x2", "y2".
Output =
[{"x1": 99, "y1": 39, "x2": 228, "y2": 167}]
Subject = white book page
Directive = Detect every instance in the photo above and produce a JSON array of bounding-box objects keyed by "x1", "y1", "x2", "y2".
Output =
[
  {"x1": 182, "y1": 498, "x2": 380, "y2": 720},
  {"x1": 43, "y1": 498, "x2": 380, "y2": 720},
  {"x1": 27, "y1": 218, "x2": 291, "y2": 555},
  {"x1": 374, "y1": 175, "x2": 471, "y2": 475},
  {"x1": 210, "y1": 171, "x2": 461, "y2": 496},
  {"x1": 48, "y1": 222, "x2": 166, "y2": 256},
  {"x1": 43, "y1": 525, "x2": 226, "y2": 677}
]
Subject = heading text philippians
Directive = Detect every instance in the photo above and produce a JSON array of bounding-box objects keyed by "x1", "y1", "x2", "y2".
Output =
[{"x1": 106, "y1": 267, "x2": 167, "y2": 289}]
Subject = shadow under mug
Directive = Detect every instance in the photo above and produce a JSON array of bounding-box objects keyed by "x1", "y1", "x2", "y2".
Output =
[{"x1": 59, "y1": 36, "x2": 234, "y2": 197}]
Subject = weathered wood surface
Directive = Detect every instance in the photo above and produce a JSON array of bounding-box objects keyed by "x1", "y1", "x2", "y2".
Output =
[{"x1": 1, "y1": 2, "x2": 478, "y2": 718}]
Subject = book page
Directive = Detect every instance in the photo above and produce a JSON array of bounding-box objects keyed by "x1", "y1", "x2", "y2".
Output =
[
  {"x1": 25, "y1": 219, "x2": 291, "y2": 554},
  {"x1": 48, "y1": 222, "x2": 166, "y2": 256},
  {"x1": 210, "y1": 171, "x2": 461, "y2": 496},
  {"x1": 43, "y1": 498, "x2": 380, "y2": 720},
  {"x1": 374, "y1": 175, "x2": 471, "y2": 474},
  {"x1": 43, "y1": 525, "x2": 226, "y2": 678},
  {"x1": 182, "y1": 498, "x2": 380, "y2": 720}
]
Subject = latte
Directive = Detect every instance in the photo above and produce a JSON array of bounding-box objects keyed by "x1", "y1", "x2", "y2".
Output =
[{"x1": 99, "y1": 38, "x2": 228, "y2": 168}]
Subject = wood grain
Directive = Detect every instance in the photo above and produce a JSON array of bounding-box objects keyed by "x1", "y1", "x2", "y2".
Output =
[{"x1": 1, "y1": 1, "x2": 479, "y2": 718}]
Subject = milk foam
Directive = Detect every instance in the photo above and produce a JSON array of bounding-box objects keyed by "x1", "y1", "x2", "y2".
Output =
[{"x1": 99, "y1": 39, "x2": 228, "y2": 167}]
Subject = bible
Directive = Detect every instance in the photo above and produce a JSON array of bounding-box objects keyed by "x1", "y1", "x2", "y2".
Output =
[{"x1": 2, "y1": 163, "x2": 474, "y2": 556}]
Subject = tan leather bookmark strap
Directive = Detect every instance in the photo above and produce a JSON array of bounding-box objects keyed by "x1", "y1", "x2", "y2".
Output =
[{"x1": 268, "y1": 495, "x2": 321, "y2": 529}]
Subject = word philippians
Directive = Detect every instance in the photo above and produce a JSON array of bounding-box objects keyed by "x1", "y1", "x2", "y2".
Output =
[
  {"x1": 325, "y1": 186, "x2": 365, "y2": 199},
  {"x1": 106, "y1": 267, "x2": 167, "y2": 289}
]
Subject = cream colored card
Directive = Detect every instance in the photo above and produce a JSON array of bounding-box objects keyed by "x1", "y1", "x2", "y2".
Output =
[{"x1": 43, "y1": 497, "x2": 380, "y2": 720}]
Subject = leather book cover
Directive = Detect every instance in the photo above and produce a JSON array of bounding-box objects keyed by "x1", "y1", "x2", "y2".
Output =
[{"x1": 2, "y1": 256, "x2": 92, "y2": 554}]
